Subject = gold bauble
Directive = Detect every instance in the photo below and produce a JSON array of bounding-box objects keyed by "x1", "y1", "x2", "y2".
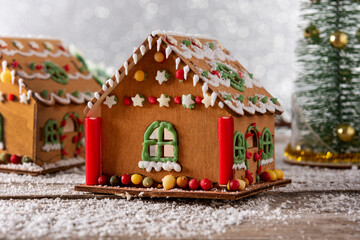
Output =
[
  {"x1": 329, "y1": 31, "x2": 348, "y2": 49},
  {"x1": 304, "y1": 24, "x2": 320, "y2": 39},
  {"x1": 337, "y1": 124, "x2": 355, "y2": 142}
]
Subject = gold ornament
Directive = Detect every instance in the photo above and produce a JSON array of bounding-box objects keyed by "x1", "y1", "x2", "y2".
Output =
[
  {"x1": 337, "y1": 124, "x2": 355, "y2": 142},
  {"x1": 329, "y1": 31, "x2": 348, "y2": 49},
  {"x1": 304, "y1": 24, "x2": 320, "y2": 41}
]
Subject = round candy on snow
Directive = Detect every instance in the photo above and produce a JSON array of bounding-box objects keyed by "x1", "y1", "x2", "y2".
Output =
[
  {"x1": 109, "y1": 175, "x2": 120, "y2": 186},
  {"x1": 142, "y1": 177, "x2": 154, "y2": 188},
  {"x1": 98, "y1": 175, "x2": 108, "y2": 185},
  {"x1": 10, "y1": 155, "x2": 21, "y2": 164},
  {"x1": 121, "y1": 174, "x2": 131, "y2": 185},
  {"x1": 237, "y1": 179, "x2": 246, "y2": 191},
  {"x1": 273, "y1": 169, "x2": 284, "y2": 180},
  {"x1": 162, "y1": 175, "x2": 176, "y2": 190},
  {"x1": 176, "y1": 176, "x2": 188, "y2": 188},
  {"x1": 227, "y1": 179, "x2": 240, "y2": 191},
  {"x1": 21, "y1": 156, "x2": 33, "y2": 163},
  {"x1": 260, "y1": 172, "x2": 271, "y2": 182},
  {"x1": 265, "y1": 170, "x2": 277, "y2": 181},
  {"x1": 200, "y1": 178, "x2": 213, "y2": 191},
  {"x1": 188, "y1": 179, "x2": 199, "y2": 190}
]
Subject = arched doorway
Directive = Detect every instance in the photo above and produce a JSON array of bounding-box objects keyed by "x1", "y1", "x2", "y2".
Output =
[{"x1": 59, "y1": 112, "x2": 84, "y2": 158}]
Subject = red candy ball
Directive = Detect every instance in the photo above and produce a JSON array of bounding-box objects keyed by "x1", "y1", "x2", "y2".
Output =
[
  {"x1": 229, "y1": 179, "x2": 240, "y2": 191},
  {"x1": 174, "y1": 96, "x2": 181, "y2": 104},
  {"x1": 98, "y1": 175, "x2": 108, "y2": 185},
  {"x1": 211, "y1": 70, "x2": 220, "y2": 77},
  {"x1": 200, "y1": 178, "x2": 212, "y2": 191},
  {"x1": 176, "y1": 69, "x2": 184, "y2": 80},
  {"x1": 121, "y1": 174, "x2": 131, "y2": 185},
  {"x1": 195, "y1": 96, "x2": 202, "y2": 104},
  {"x1": 260, "y1": 172, "x2": 271, "y2": 182},
  {"x1": 188, "y1": 179, "x2": 199, "y2": 190},
  {"x1": 10, "y1": 155, "x2": 21, "y2": 164},
  {"x1": 7, "y1": 94, "x2": 14, "y2": 101},
  {"x1": 123, "y1": 97, "x2": 131, "y2": 105},
  {"x1": 148, "y1": 96, "x2": 157, "y2": 104}
]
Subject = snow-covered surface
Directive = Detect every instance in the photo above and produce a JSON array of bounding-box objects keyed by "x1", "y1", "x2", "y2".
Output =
[{"x1": 0, "y1": 130, "x2": 359, "y2": 239}]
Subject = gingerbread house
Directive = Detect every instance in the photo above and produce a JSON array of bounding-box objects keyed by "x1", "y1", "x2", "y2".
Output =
[
  {"x1": 0, "y1": 36, "x2": 100, "y2": 174},
  {"x1": 79, "y1": 31, "x2": 289, "y2": 199}
]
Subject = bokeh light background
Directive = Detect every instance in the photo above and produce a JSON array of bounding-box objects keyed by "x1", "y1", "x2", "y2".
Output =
[{"x1": 0, "y1": 0, "x2": 300, "y2": 113}]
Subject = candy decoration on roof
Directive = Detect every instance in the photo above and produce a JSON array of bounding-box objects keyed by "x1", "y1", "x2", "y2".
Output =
[
  {"x1": 155, "y1": 70, "x2": 171, "y2": 85},
  {"x1": 103, "y1": 95, "x2": 117, "y2": 109},
  {"x1": 28, "y1": 41, "x2": 39, "y2": 51},
  {"x1": 1, "y1": 61, "x2": 11, "y2": 83},
  {"x1": 131, "y1": 94, "x2": 145, "y2": 107},
  {"x1": 12, "y1": 40, "x2": 24, "y2": 50},
  {"x1": 134, "y1": 70, "x2": 147, "y2": 82},
  {"x1": 43, "y1": 42, "x2": 54, "y2": 51},
  {"x1": 157, "y1": 94, "x2": 170, "y2": 107},
  {"x1": 182, "y1": 94, "x2": 195, "y2": 109},
  {"x1": 43, "y1": 61, "x2": 68, "y2": 84},
  {"x1": 0, "y1": 40, "x2": 7, "y2": 49}
]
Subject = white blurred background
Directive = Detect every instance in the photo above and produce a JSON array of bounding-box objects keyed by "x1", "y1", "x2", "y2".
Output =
[{"x1": 0, "y1": 0, "x2": 300, "y2": 113}]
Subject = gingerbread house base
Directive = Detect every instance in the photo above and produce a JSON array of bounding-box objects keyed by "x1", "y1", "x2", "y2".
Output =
[
  {"x1": 0, "y1": 157, "x2": 84, "y2": 175},
  {"x1": 74, "y1": 179, "x2": 291, "y2": 200}
]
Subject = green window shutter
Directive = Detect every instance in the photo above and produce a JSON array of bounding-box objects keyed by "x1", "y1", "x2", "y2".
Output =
[
  {"x1": 44, "y1": 119, "x2": 60, "y2": 144},
  {"x1": 233, "y1": 131, "x2": 246, "y2": 164},
  {"x1": 260, "y1": 128, "x2": 274, "y2": 159}
]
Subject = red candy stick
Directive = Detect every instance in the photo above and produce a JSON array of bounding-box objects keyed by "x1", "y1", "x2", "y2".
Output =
[
  {"x1": 218, "y1": 116, "x2": 234, "y2": 185},
  {"x1": 85, "y1": 117, "x2": 102, "y2": 185}
]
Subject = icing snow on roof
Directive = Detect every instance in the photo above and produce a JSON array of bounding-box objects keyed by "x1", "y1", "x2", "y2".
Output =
[{"x1": 85, "y1": 31, "x2": 283, "y2": 116}]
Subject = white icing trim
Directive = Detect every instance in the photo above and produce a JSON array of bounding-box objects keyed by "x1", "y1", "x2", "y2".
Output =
[
  {"x1": 151, "y1": 30, "x2": 214, "y2": 40},
  {"x1": 165, "y1": 46, "x2": 172, "y2": 59},
  {"x1": 218, "y1": 102, "x2": 224, "y2": 108},
  {"x1": 0, "y1": 49, "x2": 71, "y2": 58},
  {"x1": 0, "y1": 39, "x2": 7, "y2": 49},
  {"x1": 193, "y1": 75, "x2": 199, "y2": 86},
  {"x1": 202, "y1": 82, "x2": 208, "y2": 94},
  {"x1": 140, "y1": 45, "x2": 146, "y2": 55},
  {"x1": 87, "y1": 101, "x2": 93, "y2": 109},
  {"x1": 147, "y1": 36, "x2": 153, "y2": 49},
  {"x1": 123, "y1": 62, "x2": 128, "y2": 75},
  {"x1": 2, "y1": 60, "x2": 7, "y2": 72},
  {"x1": 115, "y1": 71, "x2": 120, "y2": 83},
  {"x1": 260, "y1": 158, "x2": 274, "y2": 166},
  {"x1": 67, "y1": 72, "x2": 93, "y2": 80},
  {"x1": 41, "y1": 143, "x2": 61, "y2": 152},
  {"x1": 157, "y1": 38, "x2": 162, "y2": 52},
  {"x1": 0, "y1": 142, "x2": 4, "y2": 150},
  {"x1": 94, "y1": 92, "x2": 100, "y2": 99},
  {"x1": 17, "y1": 71, "x2": 50, "y2": 80},
  {"x1": 233, "y1": 162, "x2": 246, "y2": 170},
  {"x1": 12, "y1": 40, "x2": 23, "y2": 50},
  {"x1": 34, "y1": 92, "x2": 93, "y2": 105},
  {"x1": 165, "y1": 35, "x2": 178, "y2": 46},
  {"x1": 10, "y1": 70, "x2": 15, "y2": 84},
  {"x1": 211, "y1": 92, "x2": 217, "y2": 106},
  {"x1": 132, "y1": 53, "x2": 138, "y2": 64},
  {"x1": 183, "y1": 65, "x2": 189, "y2": 80},
  {"x1": 175, "y1": 57, "x2": 180, "y2": 70},
  {"x1": 138, "y1": 161, "x2": 182, "y2": 172}
]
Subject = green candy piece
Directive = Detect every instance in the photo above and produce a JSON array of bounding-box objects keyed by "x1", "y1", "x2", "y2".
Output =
[
  {"x1": 40, "y1": 90, "x2": 49, "y2": 98},
  {"x1": 224, "y1": 94, "x2": 232, "y2": 100},
  {"x1": 261, "y1": 96, "x2": 268, "y2": 103},
  {"x1": 85, "y1": 91, "x2": 93, "y2": 97},
  {"x1": 237, "y1": 95, "x2": 245, "y2": 103},
  {"x1": 249, "y1": 96, "x2": 258, "y2": 104},
  {"x1": 109, "y1": 175, "x2": 120, "y2": 186},
  {"x1": 57, "y1": 89, "x2": 65, "y2": 96},
  {"x1": 201, "y1": 71, "x2": 209, "y2": 78},
  {"x1": 142, "y1": 177, "x2": 154, "y2": 188},
  {"x1": 271, "y1": 98, "x2": 278, "y2": 104},
  {"x1": 182, "y1": 40, "x2": 191, "y2": 47},
  {"x1": 209, "y1": 42, "x2": 214, "y2": 50},
  {"x1": 0, "y1": 153, "x2": 11, "y2": 163},
  {"x1": 256, "y1": 175, "x2": 260, "y2": 183},
  {"x1": 22, "y1": 156, "x2": 33, "y2": 163},
  {"x1": 29, "y1": 62, "x2": 36, "y2": 70},
  {"x1": 72, "y1": 90, "x2": 79, "y2": 97}
]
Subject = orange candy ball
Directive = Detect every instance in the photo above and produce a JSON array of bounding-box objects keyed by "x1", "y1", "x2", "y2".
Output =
[
  {"x1": 176, "y1": 176, "x2": 188, "y2": 188},
  {"x1": 154, "y1": 52, "x2": 165, "y2": 63},
  {"x1": 134, "y1": 70, "x2": 146, "y2": 82}
]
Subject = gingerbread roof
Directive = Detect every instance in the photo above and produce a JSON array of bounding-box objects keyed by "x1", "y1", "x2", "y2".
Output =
[
  {"x1": 85, "y1": 31, "x2": 283, "y2": 117},
  {"x1": 0, "y1": 36, "x2": 100, "y2": 105}
]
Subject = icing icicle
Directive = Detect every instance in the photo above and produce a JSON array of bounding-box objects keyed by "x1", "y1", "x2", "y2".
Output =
[
  {"x1": 132, "y1": 53, "x2": 138, "y2": 64},
  {"x1": 183, "y1": 65, "x2": 189, "y2": 80},
  {"x1": 165, "y1": 46, "x2": 172, "y2": 59},
  {"x1": 193, "y1": 75, "x2": 199, "y2": 86},
  {"x1": 140, "y1": 45, "x2": 146, "y2": 55},
  {"x1": 157, "y1": 38, "x2": 162, "y2": 52},
  {"x1": 211, "y1": 92, "x2": 217, "y2": 106},
  {"x1": 10, "y1": 70, "x2": 15, "y2": 84},
  {"x1": 115, "y1": 71, "x2": 120, "y2": 83},
  {"x1": 147, "y1": 36, "x2": 153, "y2": 49},
  {"x1": 123, "y1": 61, "x2": 128, "y2": 75},
  {"x1": 175, "y1": 57, "x2": 180, "y2": 70}
]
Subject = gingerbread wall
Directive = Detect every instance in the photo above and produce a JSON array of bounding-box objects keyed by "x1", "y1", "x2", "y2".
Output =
[{"x1": 100, "y1": 44, "x2": 275, "y2": 183}]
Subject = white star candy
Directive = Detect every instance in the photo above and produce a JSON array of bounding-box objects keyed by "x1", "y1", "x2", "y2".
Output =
[
  {"x1": 103, "y1": 95, "x2": 117, "y2": 109},
  {"x1": 155, "y1": 70, "x2": 169, "y2": 85},
  {"x1": 157, "y1": 94, "x2": 171, "y2": 107},
  {"x1": 0, "y1": 92, "x2": 4, "y2": 102},
  {"x1": 19, "y1": 93, "x2": 28, "y2": 104},
  {"x1": 182, "y1": 94, "x2": 195, "y2": 109},
  {"x1": 202, "y1": 93, "x2": 212, "y2": 108},
  {"x1": 131, "y1": 94, "x2": 145, "y2": 107}
]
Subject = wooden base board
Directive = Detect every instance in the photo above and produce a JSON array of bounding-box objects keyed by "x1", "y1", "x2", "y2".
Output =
[
  {"x1": 74, "y1": 179, "x2": 291, "y2": 200},
  {"x1": 0, "y1": 162, "x2": 84, "y2": 176},
  {"x1": 284, "y1": 157, "x2": 359, "y2": 169}
]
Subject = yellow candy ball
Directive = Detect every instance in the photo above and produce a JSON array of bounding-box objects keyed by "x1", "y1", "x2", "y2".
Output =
[
  {"x1": 134, "y1": 70, "x2": 146, "y2": 82},
  {"x1": 131, "y1": 174, "x2": 143, "y2": 185},
  {"x1": 154, "y1": 52, "x2": 165, "y2": 63},
  {"x1": 162, "y1": 175, "x2": 176, "y2": 190},
  {"x1": 265, "y1": 170, "x2": 277, "y2": 181},
  {"x1": 1, "y1": 70, "x2": 12, "y2": 83},
  {"x1": 237, "y1": 179, "x2": 246, "y2": 191},
  {"x1": 176, "y1": 176, "x2": 188, "y2": 188},
  {"x1": 274, "y1": 169, "x2": 284, "y2": 180}
]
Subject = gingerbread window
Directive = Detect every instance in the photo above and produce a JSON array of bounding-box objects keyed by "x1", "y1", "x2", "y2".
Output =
[
  {"x1": 142, "y1": 121, "x2": 178, "y2": 163},
  {"x1": 260, "y1": 128, "x2": 274, "y2": 159},
  {"x1": 44, "y1": 119, "x2": 59, "y2": 145},
  {"x1": 233, "y1": 131, "x2": 246, "y2": 164}
]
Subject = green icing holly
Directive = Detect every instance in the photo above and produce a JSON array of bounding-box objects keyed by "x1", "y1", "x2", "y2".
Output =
[
  {"x1": 261, "y1": 96, "x2": 268, "y2": 103},
  {"x1": 249, "y1": 96, "x2": 258, "y2": 104},
  {"x1": 224, "y1": 94, "x2": 232, "y2": 100},
  {"x1": 40, "y1": 90, "x2": 49, "y2": 98},
  {"x1": 271, "y1": 98, "x2": 278, "y2": 104},
  {"x1": 237, "y1": 95, "x2": 244, "y2": 103},
  {"x1": 43, "y1": 61, "x2": 68, "y2": 84},
  {"x1": 216, "y1": 62, "x2": 245, "y2": 92},
  {"x1": 209, "y1": 42, "x2": 214, "y2": 50},
  {"x1": 248, "y1": 73, "x2": 253, "y2": 79},
  {"x1": 182, "y1": 40, "x2": 191, "y2": 47},
  {"x1": 29, "y1": 62, "x2": 36, "y2": 70},
  {"x1": 201, "y1": 71, "x2": 209, "y2": 78},
  {"x1": 72, "y1": 90, "x2": 79, "y2": 97},
  {"x1": 57, "y1": 89, "x2": 64, "y2": 96}
]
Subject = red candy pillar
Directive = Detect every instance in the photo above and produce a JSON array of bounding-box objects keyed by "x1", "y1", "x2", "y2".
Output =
[
  {"x1": 218, "y1": 116, "x2": 234, "y2": 185},
  {"x1": 85, "y1": 117, "x2": 102, "y2": 185}
]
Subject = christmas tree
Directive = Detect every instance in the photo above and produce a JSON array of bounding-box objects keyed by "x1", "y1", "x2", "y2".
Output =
[{"x1": 287, "y1": 0, "x2": 360, "y2": 164}]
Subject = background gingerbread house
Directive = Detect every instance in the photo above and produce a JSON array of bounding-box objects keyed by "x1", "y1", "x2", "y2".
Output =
[
  {"x1": 84, "y1": 31, "x2": 284, "y2": 187},
  {"x1": 0, "y1": 37, "x2": 100, "y2": 174}
]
